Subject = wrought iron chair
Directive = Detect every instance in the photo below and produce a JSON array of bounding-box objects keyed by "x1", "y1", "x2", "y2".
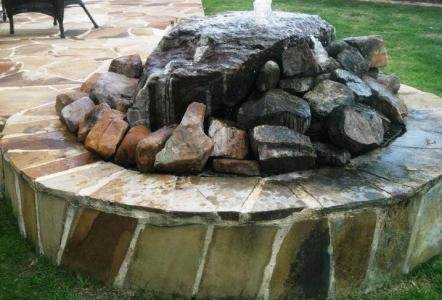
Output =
[{"x1": 2, "y1": 0, "x2": 98, "y2": 38}]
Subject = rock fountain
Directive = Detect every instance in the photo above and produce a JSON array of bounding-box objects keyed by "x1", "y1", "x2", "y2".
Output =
[{"x1": 1, "y1": 1, "x2": 441, "y2": 299}]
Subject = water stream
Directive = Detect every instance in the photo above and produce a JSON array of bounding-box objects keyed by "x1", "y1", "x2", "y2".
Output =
[{"x1": 253, "y1": 0, "x2": 273, "y2": 25}]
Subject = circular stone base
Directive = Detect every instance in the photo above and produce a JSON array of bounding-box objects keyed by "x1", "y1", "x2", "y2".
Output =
[{"x1": 1, "y1": 86, "x2": 441, "y2": 299}]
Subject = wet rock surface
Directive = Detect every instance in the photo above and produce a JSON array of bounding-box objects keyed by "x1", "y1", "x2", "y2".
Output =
[
  {"x1": 303, "y1": 80, "x2": 355, "y2": 119},
  {"x1": 212, "y1": 158, "x2": 261, "y2": 176},
  {"x1": 108, "y1": 54, "x2": 143, "y2": 79},
  {"x1": 237, "y1": 89, "x2": 311, "y2": 132},
  {"x1": 256, "y1": 61, "x2": 280, "y2": 92},
  {"x1": 209, "y1": 118, "x2": 249, "y2": 160},
  {"x1": 128, "y1": 12, "x2": 335, "y2": 129},
  {"x1": 363, "y1": 76, "x2": 408, "y2": 124},
  {"x1": 250, "y1": 125, "x2": 316, "y2": 174},
  {"x1": 154, "y1": 103, "x2": 214, "y2": 174},
  {"x1": 136, "y1": 124, "x2": 177, "y2": 173},
  {"x1": 60, "y1": 96, "x2": 96, "y2": 132},
  {"x1": 114, "y1": 125, "x2": 151, "y2": 167},
  {"x1": 327, "y1": 105, "x2": 385, "y2": 155},
  {"x1": 54, "y1": 15, "x2": 408, "y2": 176},
  {"x1": 89, "y1": 72, "x2": 138, "y2": 113},
  {"x1": 78, "y1": 103, "x2": 111, "y2": 142}
]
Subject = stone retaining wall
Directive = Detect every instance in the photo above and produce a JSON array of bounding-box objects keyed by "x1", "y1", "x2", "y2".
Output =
[{"x1": 1, "y1": 87, "x2": 442, "y2": 299}]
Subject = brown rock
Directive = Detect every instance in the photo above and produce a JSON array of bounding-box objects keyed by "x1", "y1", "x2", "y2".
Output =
[
  {"x1": 136, "y1": 124, "x2": 177, "y2": 173},
  {"x1": 80, "y1": 73, "x2": 102, "y2": 94},
  {"x1": 208, "y1": 118, "x2": 249, "y2": 159},
  {"x1": 344, "y1": 35, "x2": 388, "y2": 68},
  {"x1": 212, "y1": 158, "x2": 260, "y2": 176},
  {"x1": 101, "y1": 109, "x2": 126, "y2": 121},
  {"x1": 55, "y1": 91, "x2": 89, "y2": 114},
  {"x1": 114, "y1": 125, "x2": 152, "y2": 167},
  {"x1": 78, "y1": 103, "x2": 111, "y2": 142},
  {"x1": 60, "y1": 97, "x2": 96, "y2": 132},
  {"x1": 108, "y1": 54, "x2": 143, "y2": 79},
  {"x1": 85, "y1": 109, "x2": 129, "y2": 158},
  {"x1": 154, "y1": 103, "x2": 214, "y2": 174}
]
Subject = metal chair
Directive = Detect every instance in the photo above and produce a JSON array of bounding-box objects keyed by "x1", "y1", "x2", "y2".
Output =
[{"x1": 2, "y1": 0, "x2": 98, "y2": 38}]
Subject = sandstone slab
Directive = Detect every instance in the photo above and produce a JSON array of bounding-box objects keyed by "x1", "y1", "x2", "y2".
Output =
[
  {"x1": 125, "y1": 224, "x2": 206, "y2": 295},
  {"x1": 270, "y1": 219, "x2": 331, "y2": 299},
  {"x1": 61, "y1": 208, "x2": 137, "y2": 282}
]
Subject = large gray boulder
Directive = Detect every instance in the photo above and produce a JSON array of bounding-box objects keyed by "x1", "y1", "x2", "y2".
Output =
[
  {"x1": 249, "y1": 125, "x2": 316, "y2": 174},
  {"x1": 237, "y1": 89, "x2": 311, "y2": 133},
  {"x1": 303, "y1": 79, "x2": 355, "y2": 119},
  {"x1": 127, "y1": 12, "x2": 335, "y2": 129}
]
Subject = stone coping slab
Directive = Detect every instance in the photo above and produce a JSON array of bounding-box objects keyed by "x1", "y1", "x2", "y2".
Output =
[{"x1": 0, "y1": 86, "x2": 442, "y2": 300}]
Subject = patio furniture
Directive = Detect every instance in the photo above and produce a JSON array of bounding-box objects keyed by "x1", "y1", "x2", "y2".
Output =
[
  {"x1": 2, "y1": 1, "x2": 5, "y2": 21},
  {"x1": 2, "y1": 0, "x2": 98, "y2": 38}
]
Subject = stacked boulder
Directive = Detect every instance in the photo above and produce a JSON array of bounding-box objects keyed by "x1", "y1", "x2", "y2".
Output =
[{"x1": 57, "y1": 34, "x2": 408, "y2": 176}]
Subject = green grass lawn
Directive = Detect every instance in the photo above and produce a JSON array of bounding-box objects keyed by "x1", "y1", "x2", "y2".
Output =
[
  {"x1": 1, "y1": 1, "x2": 442, "y2": 299},
  {"x1": 203, "y1": 0, "x2": 442, "y2": 98}
]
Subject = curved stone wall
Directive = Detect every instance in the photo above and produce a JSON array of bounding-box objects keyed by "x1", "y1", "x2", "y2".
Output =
[{"x1": 0, "y1": 86, "x2": 441, "y2": 299}]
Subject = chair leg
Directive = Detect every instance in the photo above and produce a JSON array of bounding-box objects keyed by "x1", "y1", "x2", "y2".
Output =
[
  {"x1": 58, "y1": 18, "x2": 65, "y2": 38},
  {"x1": 78, "y1": 3, "x2": 98, "y2": 28},
  {"x1": 9, "y1": 14, "x2": 14, "y2": 34}
]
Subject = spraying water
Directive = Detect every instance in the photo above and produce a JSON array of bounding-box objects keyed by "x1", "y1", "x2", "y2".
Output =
[{"x1": 253, "y1": 0, "x2": 273, "y2": 25}]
